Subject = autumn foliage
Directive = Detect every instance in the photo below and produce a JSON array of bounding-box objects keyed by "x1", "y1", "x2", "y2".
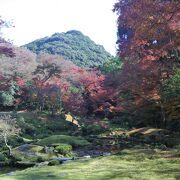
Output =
[
  {"x1": 0, "y1": 2, "x2": 179, "y2": 131},
  {"x1": 114, "y1": 0, "x2": 179, "y2": 61},
  {"x1": 113, "y1": 0, "x2": 180, "y2": 127}
]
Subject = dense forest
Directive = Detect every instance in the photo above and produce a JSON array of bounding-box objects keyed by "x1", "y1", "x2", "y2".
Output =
[
  {"x1": 0, "y1": 0, "x2": 179, "y2": 179},
  {"x1": 23, "y1": 30, "x2": 112, "y2": 68}
]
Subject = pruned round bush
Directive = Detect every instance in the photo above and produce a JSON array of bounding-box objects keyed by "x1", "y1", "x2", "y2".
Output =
[
  {"x1": 54, "y1": 144, "x2": 72, "y2": 155},
  {"x1": 37, "y1": 135, "x2": 90, "y2": 148}
]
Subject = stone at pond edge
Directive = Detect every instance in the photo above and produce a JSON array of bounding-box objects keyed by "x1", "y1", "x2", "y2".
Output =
[
  {"x1": 15, "y1": 161, "x2": 36, "y2": 168},
  {"x1": 59, "y1": 172, "x2": 66, "y2": 177},
  {"x1": 6, "y1": 171, "x2": 15, "y2": 176},
  {"x1": 103, "y1": 152, "x2": 111, "y2": 156},
  {"x1": 83, "y1": 155, "x2": 91, "y2": 158},
  {"x1": 35, "y1": 161, "x2": 49, "y2": 167}
]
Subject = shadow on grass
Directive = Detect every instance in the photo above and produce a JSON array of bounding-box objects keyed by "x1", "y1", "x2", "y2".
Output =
[{"x1": 10, "y1": 170, "x2": 61, "y2": 180}]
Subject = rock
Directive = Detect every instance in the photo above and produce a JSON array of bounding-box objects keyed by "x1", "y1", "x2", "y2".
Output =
[
  {"x1": 83, "y1": 155, "x2": 91, "y2": 158},
  {"x1": 0, "y1": 162, "x2": 7, "y2": 166},
  {"x1": 15, "y1": 161, "x2": 36, "y2": 168},
  {"x1": 46, "y1": 174, "x2": 56, "y2": 177},
  {"x1": 6, "y1": 172, "x2": 14, "y2": 176},
  {"x1": 103, "y1": 152, "x2": 111, "y2": 156},
  {"x1": 32, "y1": 177, "x2": 38, "y2": 180},
  {"x1": 15, "y1": 144, "x2": 44, "y2": 155},
  {"x1": 74, "y1": 150, "x2": 111, "y2": 157},
  {"x1": 16, "y1": 144, "x2": 31, "y2": 152},
  {"x1": 61, "y1": 160, "x2": 72, "y2": 164},
  {"x1": 35, "y1": 161, "x2": 49, "y2": 167},
  {"x1": 59, "y1": 172, "x2": 66, "y2": 177},
  {"x1": 51, "y1": 157, "x2": 73, "y2": 162},
  {"x1": 43, "y1": 146, "x2": 49, "y2": 154}
]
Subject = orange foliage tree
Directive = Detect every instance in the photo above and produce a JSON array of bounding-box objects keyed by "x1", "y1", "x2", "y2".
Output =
[{"x1": 113, "y1": 0, "x2": 180, "y2": 127}]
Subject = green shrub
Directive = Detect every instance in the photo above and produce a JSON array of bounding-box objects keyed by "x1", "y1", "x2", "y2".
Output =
[
  {"x1": 0, "y1": 153, "x2": 7, "y2": 161},
  {"x1": 54, "y1": 144, "x2": 72, "y2": 155},
  {"x1": 48, "y1": 160, "x2": 60, "y2": 166},
  {"x1": 165, "y1": 138, "x2": 180, "y2": 148},
  {"x1": 16, "y1": 113, "x2": 75, "y2": 138},
  {"x1": 82, "y1": 124, "x2": 104, "y2": 135},
  {"x1": 36, "y1": 156, "x2": 48, "y2": 162},
  {"x1": 47, "y1": 120, "x2": 73, "y2": 132},
  {"x1": 175, "y1": 144, "x2": 180, "y2": 149},
  {"x1": 13, "y1": 155, "x2": 23, "y2": 161}
]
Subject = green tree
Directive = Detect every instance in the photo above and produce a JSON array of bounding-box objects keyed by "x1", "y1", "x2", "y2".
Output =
[
  {"x1": 0, "y1": 81, "x2": 19, "y2": 106},
  {"x1": 100, "y1": 57, "x2": 122, "y2": 74},
  {"x1": 162, "y1": 69, "x2": 180, "y2": 101}
]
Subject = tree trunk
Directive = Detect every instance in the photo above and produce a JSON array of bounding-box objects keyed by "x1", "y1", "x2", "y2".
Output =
[
  {"x1": 158, "y1": 65, "x2": 167, "y2": 129},
  {"x1": 4, "y1": 135, "x2": 12, "y2": 156},
  {"x1": 160, "y1": 102, "x2": 166, "y2": 128}
]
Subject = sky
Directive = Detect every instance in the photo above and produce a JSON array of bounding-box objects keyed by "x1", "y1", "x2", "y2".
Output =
[{"x1": 0, "y1": 0, "x2": 118, "y2": 55}]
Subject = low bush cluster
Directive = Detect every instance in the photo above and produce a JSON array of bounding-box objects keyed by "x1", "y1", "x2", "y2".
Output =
[{"x1": 54, "y1": 144, "x2": 72, "y2": 155}]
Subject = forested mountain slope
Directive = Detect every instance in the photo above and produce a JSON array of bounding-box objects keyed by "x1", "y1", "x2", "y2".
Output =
[{"x1": 23, "y1": 30, "x2": 112, "y2": 67}]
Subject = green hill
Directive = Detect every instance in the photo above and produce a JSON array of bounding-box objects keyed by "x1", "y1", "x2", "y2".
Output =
[{"x1": 23, "y1": 30, "x2": 112, "y2": 67}]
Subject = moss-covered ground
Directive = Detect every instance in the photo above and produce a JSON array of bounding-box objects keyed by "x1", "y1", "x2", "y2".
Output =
[
  {"x1": 0, "y1": 148, "x2": 179, "y2": 180},
  {"x1": 0, "y1": 112, "x2": 180, "y2": 179}
]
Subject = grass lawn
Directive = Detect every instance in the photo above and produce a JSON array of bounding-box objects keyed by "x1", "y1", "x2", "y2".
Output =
[{"x1": 0, "y1": 148, "x2": 179, "y2": 180}]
